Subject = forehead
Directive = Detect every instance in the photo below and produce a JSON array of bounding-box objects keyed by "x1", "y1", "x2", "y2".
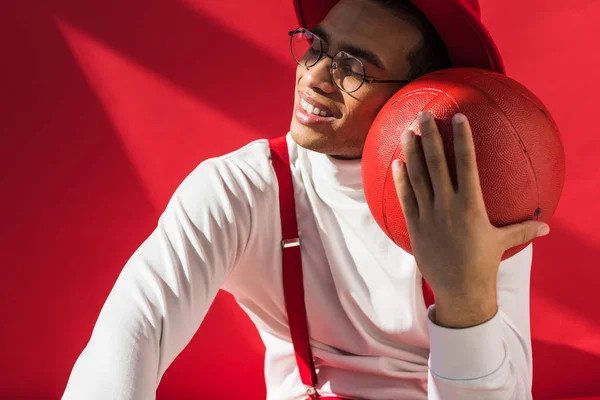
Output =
[{"x1": 319, "y1": 0, "x2": 422, "y2": 68}]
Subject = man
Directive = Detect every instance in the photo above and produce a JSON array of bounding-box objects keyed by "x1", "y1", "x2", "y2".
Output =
[{"x1": 63, "y1": 0, "x2": 549, "y2": 398}]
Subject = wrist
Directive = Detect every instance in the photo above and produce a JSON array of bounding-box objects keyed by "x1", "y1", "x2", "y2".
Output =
[{"x1": 433, "y1": 289, "x2": 498, "y2": 328}]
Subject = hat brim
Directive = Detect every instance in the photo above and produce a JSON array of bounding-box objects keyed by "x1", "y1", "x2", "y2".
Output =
[{"x1": 293, "y1": 0, "x2": 505, "y2": 74}]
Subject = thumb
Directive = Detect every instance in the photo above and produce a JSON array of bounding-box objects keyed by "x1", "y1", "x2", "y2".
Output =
[{"x1": 499, "y1": 220, "x2": 550, "y2": 249}]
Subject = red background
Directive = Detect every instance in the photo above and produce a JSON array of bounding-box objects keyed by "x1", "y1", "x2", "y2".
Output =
[{"x1": 0, "y1": 0, "x2": 599, "y2": 399}]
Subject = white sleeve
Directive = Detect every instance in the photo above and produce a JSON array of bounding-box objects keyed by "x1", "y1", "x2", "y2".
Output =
[
  {"x1": 426, "y1": 244, "x2": 534, "y2": 400},
  {"x1": 62, "y1": 157, "x2": 254, "y2": 400}
]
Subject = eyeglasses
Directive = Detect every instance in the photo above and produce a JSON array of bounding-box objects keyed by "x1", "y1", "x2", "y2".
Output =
[{"x1": 289, "y1": 28, "x2": 411, "y2": 93}]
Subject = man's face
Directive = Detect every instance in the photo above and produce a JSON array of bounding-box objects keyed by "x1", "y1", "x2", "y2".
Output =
[{"x1": 289, "y1": 0, "x2": 423, "y2": 159}]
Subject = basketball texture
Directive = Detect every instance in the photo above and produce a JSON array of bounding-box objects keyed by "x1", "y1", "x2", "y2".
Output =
[{"x1": 362, "y1": 68, "x2": 565, "y2": 260}]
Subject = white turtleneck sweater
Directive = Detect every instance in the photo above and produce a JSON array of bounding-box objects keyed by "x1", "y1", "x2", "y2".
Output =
[{"x1": 62, "y1": 133, "x2": 533, "y2": 400}]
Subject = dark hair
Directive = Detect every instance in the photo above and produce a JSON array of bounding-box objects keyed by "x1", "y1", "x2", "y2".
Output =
[{"x1": 369, "y1": 0, "x2": 451, "y2": 80}]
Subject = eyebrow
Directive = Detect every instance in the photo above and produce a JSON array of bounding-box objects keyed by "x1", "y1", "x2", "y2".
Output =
[{"x1": 311, "y1": 25, "x2": 386, "y2": 70}]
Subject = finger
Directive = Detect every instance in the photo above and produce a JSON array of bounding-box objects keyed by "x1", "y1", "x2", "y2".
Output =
[
  {"x1": 452, "y1": 114, "x2": 484, "y2": 203},
  {"x1": 499, "y1": 220, "x2": 550, "y2": 249},
  {"x1": 392, "y1": 159, "x2": 419, "y2": 221},
  {"x1": 418, "y1": 111, "x2": 453, "y2": 199},
  {"x1": 401, "y1": 129, "x2": 433, "y2": 210}
]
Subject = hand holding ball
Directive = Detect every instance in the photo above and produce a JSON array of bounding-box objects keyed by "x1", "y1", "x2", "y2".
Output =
[{"x1": 362, "y1": 68, "x2": 565, "y2": 261}]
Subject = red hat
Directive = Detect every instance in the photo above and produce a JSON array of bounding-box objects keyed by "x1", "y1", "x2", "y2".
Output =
[{"x1": 293, "y1": 0, "x2": 505, "y2": 74}]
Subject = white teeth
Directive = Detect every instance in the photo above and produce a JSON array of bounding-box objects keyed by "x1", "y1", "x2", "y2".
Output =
[{"x1": 300, "y1": 97, "x2": 333, "y2": 117}]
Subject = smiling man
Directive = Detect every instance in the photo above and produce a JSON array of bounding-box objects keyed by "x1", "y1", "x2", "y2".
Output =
[
  {"x1": 63, "y1": 0, "x2": 548, "y2": 399},
  {"x1": 290, "y1": 0, "x2": 440, "y2": 159}
]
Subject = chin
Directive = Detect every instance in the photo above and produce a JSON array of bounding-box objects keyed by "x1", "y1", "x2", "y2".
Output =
[
  {"x1": 290, "y1": 121, "x2": 335, "y2": 153},
  {"x1": 290, "y1": 128, "x2": 363, "y2": 159}
]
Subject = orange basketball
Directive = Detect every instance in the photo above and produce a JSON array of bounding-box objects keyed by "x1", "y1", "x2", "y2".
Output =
[{"x1": 362, "y1": 68, "x2": 566, "y2": 260}]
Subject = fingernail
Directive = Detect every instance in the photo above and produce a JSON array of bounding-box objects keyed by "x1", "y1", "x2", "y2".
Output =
[
  {"x1": 418, "y1": 111, "x2": 431, "y2": 123},
  {"x1": 453, "y1": 113, "x2": 466, "y2": 124},
  {"x1": 537, "y1": 224, "x2": 550, "y2": 237},
  {"x1": 392, "y1": 159, "x2": 401, "y2": 175},
  {"x1": 401, "y1": 130, "x2": 414, "y2": 143}
]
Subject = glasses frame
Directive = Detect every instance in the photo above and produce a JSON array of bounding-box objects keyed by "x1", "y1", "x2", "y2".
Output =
[{"x1": 289, "y1": 28, "x2": 412, "y2": 93}]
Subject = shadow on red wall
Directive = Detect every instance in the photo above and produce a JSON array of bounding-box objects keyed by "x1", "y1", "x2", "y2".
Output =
[
  {"x1": 531, "y1": 225, "x2": 600, "y2": 399},
  {"x1": 1, "y1": 0, "x2": 290, "y2": 398}
]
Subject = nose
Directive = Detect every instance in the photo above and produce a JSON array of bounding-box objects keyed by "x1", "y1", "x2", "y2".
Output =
[{"x1": 302, "y1": 56, "x2": 336, "y2": 94}]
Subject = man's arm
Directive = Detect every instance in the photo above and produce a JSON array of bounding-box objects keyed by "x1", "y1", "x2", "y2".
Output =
[
  {"x1": 426, "y1": 244, "x2": 533, "y2": 399},
  {"x1": 391, "y1": 111, "x2": 546, "y2": 399},
  {"x1": 62, "y1": 157, "x2": 253, "y2": 400}
]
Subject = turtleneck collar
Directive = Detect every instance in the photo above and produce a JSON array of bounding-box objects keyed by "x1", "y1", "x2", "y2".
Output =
[
  {"x1": 289, "y1": 142, "x2": 366, "y2": 209},
  {"x1": 306, "y1": 148, "x2": 364, "y2": 190}
]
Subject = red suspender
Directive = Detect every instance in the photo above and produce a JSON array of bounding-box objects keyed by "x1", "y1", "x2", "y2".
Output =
[
  {"x1": 269, "y1": 136, "x2": 320, "y2": 399},
  {"x1": 268, "y1": 135, "x2": 434, "y2": 400},
  {"x1": 422, "y1": 279, "x2": 434, "y2": 311}
]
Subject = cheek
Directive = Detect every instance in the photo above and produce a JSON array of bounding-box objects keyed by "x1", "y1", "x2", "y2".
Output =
[
  {"x1": 344, "y1": 89, "x2": 393, "y2": 123},
  {"x1": 292, "y1": 68, "x2": 303, "y2": 108}
]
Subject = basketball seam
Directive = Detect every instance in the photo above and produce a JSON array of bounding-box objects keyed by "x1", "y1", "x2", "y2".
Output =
[
  {"x1": 381, "y1": 90, "x2": 444, "y2": 241},
  {"x1": 472, "y1": 74, "x2": 541, "y2": 215},
  {"x1": 429, "y1": 71, "x2": 539, "y2": 218}
]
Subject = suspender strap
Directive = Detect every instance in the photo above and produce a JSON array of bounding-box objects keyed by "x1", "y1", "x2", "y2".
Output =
[
  {"x1": 269, "y1": 136, "x2": 319, "y2": 398},
  {"x1": 268, "y1": 135, "x2": 435, "y2": 399}
]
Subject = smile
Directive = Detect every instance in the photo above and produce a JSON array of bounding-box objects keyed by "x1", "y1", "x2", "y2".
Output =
[{"x1": 300, "y1": 97, "x2": 334, "y2": 117}]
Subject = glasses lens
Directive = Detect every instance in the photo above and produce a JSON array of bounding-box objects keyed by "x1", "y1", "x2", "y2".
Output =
[
  {"x1": 291, "y1": 29, "x2": 321, "y2": 68},
  {"x1": 332, "y1": 52, "x2": 365, "y2": 92}
]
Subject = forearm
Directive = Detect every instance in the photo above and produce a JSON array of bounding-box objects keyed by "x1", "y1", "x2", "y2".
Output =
[
  {"x1": 62, "y1": 223, "x2": 219, "y2": 400},
  {"x1": 62, "y1": 271, "x2": 163, "y2": 400},
  {"x1": 63, "y1": 159, "x2": 248, "y2": 399}
]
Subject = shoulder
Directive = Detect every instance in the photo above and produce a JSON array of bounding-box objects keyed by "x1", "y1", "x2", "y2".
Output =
[
  {"x1": 176, "y1": 138, "x2": 273, "y2": 201},
  {"x1": 167, "y1": 136, "x2": 297, "y2": 227}
]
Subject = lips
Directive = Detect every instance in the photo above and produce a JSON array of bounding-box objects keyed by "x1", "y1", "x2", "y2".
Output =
[{"x1": 299, "y1": 92, "x2": 336, "y2": 118}]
